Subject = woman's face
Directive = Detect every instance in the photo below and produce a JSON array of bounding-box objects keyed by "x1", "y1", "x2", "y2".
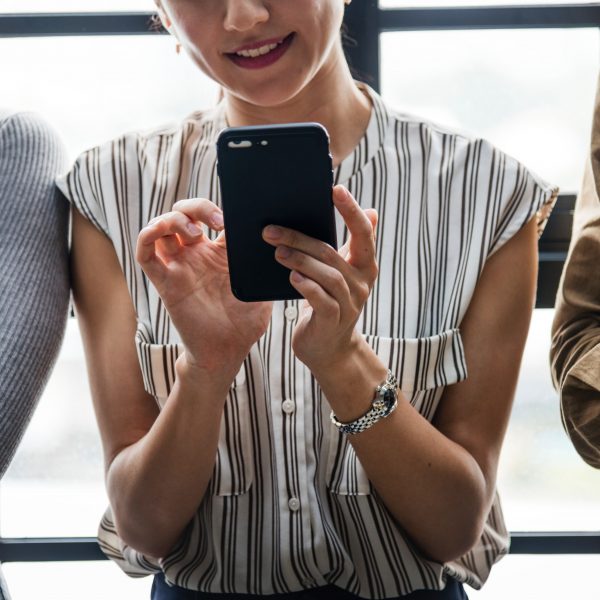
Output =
[{"x1": 158, "y1": 0, "x2": 347, "y2": 107}]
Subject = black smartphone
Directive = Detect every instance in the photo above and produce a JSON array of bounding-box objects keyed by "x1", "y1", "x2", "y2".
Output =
[{"x1": 216, "y1": 123, "x2": 337, "y2": 302}]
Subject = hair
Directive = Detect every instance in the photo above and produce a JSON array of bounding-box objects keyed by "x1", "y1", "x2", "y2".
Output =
[
  {"x1": 149, "y1": 13, "x2": 164, "y2": 32},
  {"x1": 340, "y1": 22, "x2": 367, "y2": 84}
]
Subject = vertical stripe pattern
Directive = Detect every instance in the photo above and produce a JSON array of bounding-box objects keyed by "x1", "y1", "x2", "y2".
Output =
[{"x1": 57, "y1": 85, "x2": 558, "y2": 597}]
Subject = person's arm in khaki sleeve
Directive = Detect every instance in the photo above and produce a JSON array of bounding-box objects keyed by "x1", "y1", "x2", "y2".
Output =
[{"x1": 551, "y1": 77, "x2": 600, "y2": 467}]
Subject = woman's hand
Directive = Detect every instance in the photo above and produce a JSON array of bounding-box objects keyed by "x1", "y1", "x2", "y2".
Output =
[
  {"x1": 262, "y1": 185, "x2": 378, "y2": 375},
  {"x1": 136, "y1": 198, "x2": 273, "y2": 376}
]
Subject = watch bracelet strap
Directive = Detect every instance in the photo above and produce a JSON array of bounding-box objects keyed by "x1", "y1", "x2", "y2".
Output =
[{"x1": 330, "y1": 370, "x2": 398, "y2": 435}]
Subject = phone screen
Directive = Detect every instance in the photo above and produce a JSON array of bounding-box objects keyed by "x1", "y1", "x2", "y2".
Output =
[{"x1": 217, "y1": 123, "x2": 337, "y2": 302}]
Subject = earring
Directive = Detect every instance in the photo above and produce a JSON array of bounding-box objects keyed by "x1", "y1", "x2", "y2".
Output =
[{"x1": 176, "y1": 42, "x2": 181, "y2": 55}]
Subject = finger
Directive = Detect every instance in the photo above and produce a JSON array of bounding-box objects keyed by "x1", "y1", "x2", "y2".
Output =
[
  {"x1": 172, "y1": 197, "x2": 224, "y2": 231},
  {"x1": 275, "y1": 246, "x2": 350, "y2": 310},
  {"x1": 263, "y1": 224, "x2": 348, "y2": 277},
  {"x1": 137, "y1": 225, "x2": 160, "y2": 264},
  {"x1": 332, "y1": 185, "x2": 377, "y2": 269},
  {"x1": 340, "y1": 207, "x2": 376, "y2": 257},
  {"x1": 289, "y1": 270, "x2": 340, "y2": 324},
  {"x1": 364, "y1": 208, "x2": 378, "y2": 238},
  {"x1": 156, "y1": 234, "x2": 182, "y2": 258},
  {"x1": 136, "y1": 227, "x2": 167, "y2": 282},
  {"x1": 338, "y1": 240, "x2": 350, "y2": 261},
  {"x1": 145, "y1": 212, "x2": 205, "y2": 247},
  {"x1": 136, "y1": 211, "x2": 204, "y2": 276},
  {"x1": 137, "y1": 219, "x2": 178, "y2": 262}
]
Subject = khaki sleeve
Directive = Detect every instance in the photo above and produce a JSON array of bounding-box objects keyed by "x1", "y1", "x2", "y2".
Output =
[{"x1": 551, "y1": 76, "x2": 600, "y2": 467}]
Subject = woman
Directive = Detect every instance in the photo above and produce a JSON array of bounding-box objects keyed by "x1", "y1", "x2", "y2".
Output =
[{"x1": 57, "y1": 1, "x2": 557, "y2": 598}]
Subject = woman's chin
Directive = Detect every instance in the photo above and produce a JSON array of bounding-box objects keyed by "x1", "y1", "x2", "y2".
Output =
[{"x1": 227, "y1": 82, "x2": 306, "y2": 111}]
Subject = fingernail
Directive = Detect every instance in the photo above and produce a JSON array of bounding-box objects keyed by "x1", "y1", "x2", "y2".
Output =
[
  {"x1": 187, "y1": 223, "x2": 203, "y2": 236},
  {"x1": 264, "y1": 225, "x2": 282, "y2": 239},
  {"x1": 277, "y1": 246, "x2": 292, "y2": 259},
  {"x1": 211, "y1": 212, "x2": 224, "y2": 228},
  {"x1": 291, "y1": 271, "x2": 304, "y2": 282},
  {"x1": 147, "y1": 216, "x2": 163, "y2": 226}
]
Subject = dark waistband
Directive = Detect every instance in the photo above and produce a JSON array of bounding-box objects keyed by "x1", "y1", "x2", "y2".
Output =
[{"x1": 151, "y1": 573, "x2": 468, "y2": 600}]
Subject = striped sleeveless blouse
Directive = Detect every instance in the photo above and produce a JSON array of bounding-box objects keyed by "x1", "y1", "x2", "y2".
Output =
[{"x1": 57, "y1": 84, "x2": 557, "y2": 597}]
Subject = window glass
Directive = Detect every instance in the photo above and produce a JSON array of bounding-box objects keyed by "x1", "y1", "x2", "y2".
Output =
[
  {"x1": 381, "y1": 0, "x2": 600, "y2": 7},
  {"x1": 4, "y1": 316, "x2": 600, "y2": 537},
  {"x1": 3, "y1": 555, "x2": 600, "y2": 599},
  {"x1": 497, "y1": 310, "x2": 600, "y2": 532},
  {"x1": 2, "y1": 1, "x2": 596, "y2": 11},
  {"x1": 0, "y1": 0, "x2": 154, "y2": 12},
  {"x1": 1, "y1": 34, "x2": 217, "y2": 532},
  {"x1": 470, "y1": 555, "x2": 600, "y2": 599},
  {"x1": 0, "y1": 35, "x2": 219, "y2": 163},
  {"x1": 2, "y1": 12, "x2": 600, "y2": 586},
  {"x1": 381, "y1": 28, "x2": 599, "y2": 192},
  {"x1": 3, "y1": 562, "x2": 151, "y2": 599},
  {"x1": 1, "y1": 320, "x2": 104, "y2": 537}
]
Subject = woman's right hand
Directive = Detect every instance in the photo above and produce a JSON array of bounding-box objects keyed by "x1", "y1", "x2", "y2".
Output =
[{"x1": 135, "y1": 198, "x2": 273, "y2": 378}]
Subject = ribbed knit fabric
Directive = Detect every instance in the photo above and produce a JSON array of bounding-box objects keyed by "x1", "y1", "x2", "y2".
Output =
[{"x1": 0, "y1": 112, "x2": 69, "y2": 600}]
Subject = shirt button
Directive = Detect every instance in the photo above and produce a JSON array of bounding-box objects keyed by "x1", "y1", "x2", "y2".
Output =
[
  {"x1": 284, "y1": 306, "x2": 298, "y2": 321},
  {"x1": 282, "y1": 399, "x2": 295, "y2": 415},
  {"x1": 288, "y1": 497, "x2": 300, "y2": 512}
]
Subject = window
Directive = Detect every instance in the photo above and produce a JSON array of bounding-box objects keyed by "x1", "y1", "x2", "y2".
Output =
[
  {"x1": 381, "y1": 0, "x2": 597, "y2": 6},
  {"x1": 0, "y1": 35, "x2": 218, "y2": 161},
  {"x1": 0, "y1": 0, "x2": 154, "y2": 12},
  {"x1": 2, "y1": 4, "x2": 599, "y2": 599},
  {"x1": 3, "y1": 561, "x2": 151, "y2": 599},
  {"x1": 381, "y1": 28, "x2": 598, "y2": 192}
]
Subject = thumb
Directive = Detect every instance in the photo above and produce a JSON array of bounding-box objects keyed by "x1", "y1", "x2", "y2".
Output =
[{"x1": 365, "y1": 208, "x2": 378, "y2": 239}]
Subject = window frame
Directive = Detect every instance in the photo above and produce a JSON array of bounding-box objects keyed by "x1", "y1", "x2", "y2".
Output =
[{"x1": 0, "y1": 2, "x2": 598, "y2": 563}]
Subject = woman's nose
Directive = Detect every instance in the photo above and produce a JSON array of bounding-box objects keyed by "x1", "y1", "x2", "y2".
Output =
[{"x1": 223, "y1": 0, "x2": 270, "y2": 33}]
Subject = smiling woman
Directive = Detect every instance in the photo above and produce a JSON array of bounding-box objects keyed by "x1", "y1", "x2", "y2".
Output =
[
  {"x1": 51, "y1": 1, "x2": 560, "y2": 599},
  {"x1": 51, "y1": 0, "x2": 556, "y2": 599},
  {"x1": 0, "y1": 0, "x2": 598, "y2": 600},
  {"x1": 153, "y1": 0, "x2": 370, "y2": 149}
]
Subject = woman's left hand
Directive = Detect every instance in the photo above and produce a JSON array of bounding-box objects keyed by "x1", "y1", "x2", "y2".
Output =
[{"x1": 262, "y1": 185, "x2": 378, "y2": 374}]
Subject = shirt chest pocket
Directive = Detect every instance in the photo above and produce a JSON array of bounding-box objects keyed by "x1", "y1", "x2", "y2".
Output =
[
  {"x1": 135, "y1": 339, "x2": 254, "y2": 497},
  {"x1": 326, "y1": 328, "x2": 468, "y2": 495}
]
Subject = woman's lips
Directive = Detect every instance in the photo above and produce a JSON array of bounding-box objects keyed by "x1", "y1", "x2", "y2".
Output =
[{"x1": 227, "y1": 33, "x2": 295, "y2": 70}]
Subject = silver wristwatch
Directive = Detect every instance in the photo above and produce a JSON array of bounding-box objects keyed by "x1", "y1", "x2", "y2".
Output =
[{"x1": 330, "y1": 370, "x2": 399, "y2": 435}]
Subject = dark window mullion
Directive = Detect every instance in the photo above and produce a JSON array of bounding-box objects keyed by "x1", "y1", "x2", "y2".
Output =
[
  {"x1": 2, "y1": 532, "x2": 600, "y2": 562},
  {"x1": 0, "y1": 13, "x2": 161, "y2": 37},
  {"x1": 379, "y1": 4, "x2": 600, "y2": 31}
]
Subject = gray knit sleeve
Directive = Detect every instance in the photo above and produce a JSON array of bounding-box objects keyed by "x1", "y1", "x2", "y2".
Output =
[{"x1": 0, "y1": 112, "x2": 69, "y2": 480}]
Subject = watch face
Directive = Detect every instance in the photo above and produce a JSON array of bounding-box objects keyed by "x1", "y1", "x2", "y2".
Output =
[{"x1": 380, "y1": 386, "x2": 398, "y2": 415}]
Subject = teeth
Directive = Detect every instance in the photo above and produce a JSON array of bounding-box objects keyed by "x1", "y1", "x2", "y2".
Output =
[{"x1": 236, "y1": 41, "x2": 280, "y2": 58}]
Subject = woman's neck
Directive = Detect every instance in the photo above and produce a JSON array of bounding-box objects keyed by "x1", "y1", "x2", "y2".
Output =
[{"x1": 224, "y1": 47, "x2": 372, "y2": 168}]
